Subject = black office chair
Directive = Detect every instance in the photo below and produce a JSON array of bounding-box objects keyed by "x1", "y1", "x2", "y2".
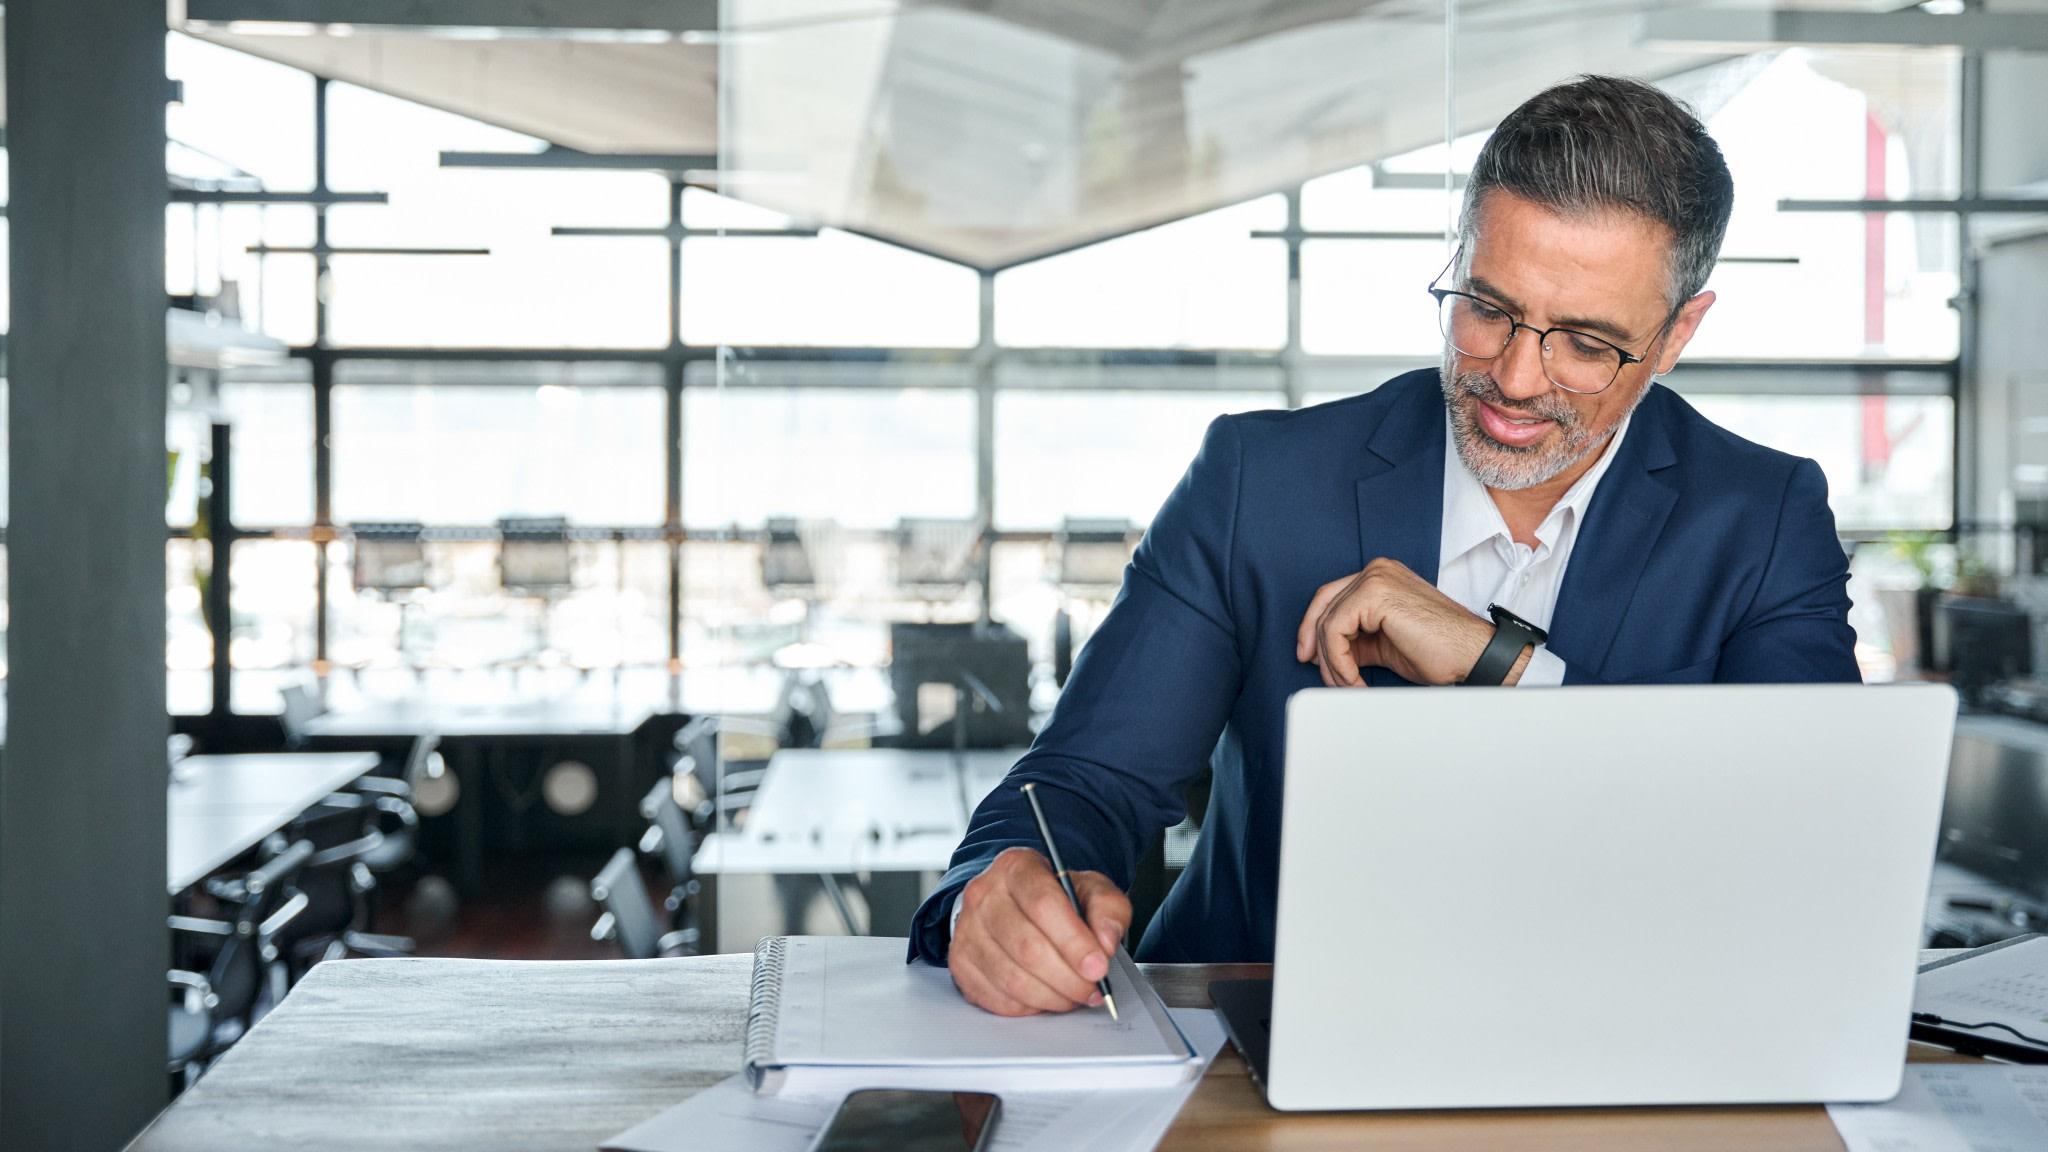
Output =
[
  {"x1": 350, "y1": 732, "x2": 437, "y2": 879},
  {"x1": 638, "y1": 778, "x2": 701, "y2": 948},
  {"x1": 589, "y1": 847, "x2": 694, "y2": 960},
  {"x1": 169, "y1": 839, "x2": 314, "y2": 1081},
  {"x1": 272, "y1": 799, "x2": 412, "y2": 980}
]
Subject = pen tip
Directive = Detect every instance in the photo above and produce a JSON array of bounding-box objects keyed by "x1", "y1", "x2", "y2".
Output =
[{"x1": 1104, "y1": 994, "x2": 1119, "y2": 1022}]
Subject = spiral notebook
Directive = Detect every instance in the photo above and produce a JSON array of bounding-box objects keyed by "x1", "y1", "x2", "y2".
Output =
[{"x1": 742, "y1": 935, "x2": 1203, "y2": 1095}]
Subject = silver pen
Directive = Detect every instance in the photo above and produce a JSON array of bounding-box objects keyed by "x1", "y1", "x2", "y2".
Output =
[{"x1": 1020, "y1": 782, "x2": 1118, "y2": 1020}]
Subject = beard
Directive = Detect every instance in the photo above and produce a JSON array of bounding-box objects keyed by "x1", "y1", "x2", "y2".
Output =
[{"x1": 1439, "y1": 348, "x2": 1636, "y2": 491}]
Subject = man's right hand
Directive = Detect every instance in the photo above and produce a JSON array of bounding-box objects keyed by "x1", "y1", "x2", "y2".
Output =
[{"x1": 948, "y1": 846, "x2": 1132, "y2": 1017}]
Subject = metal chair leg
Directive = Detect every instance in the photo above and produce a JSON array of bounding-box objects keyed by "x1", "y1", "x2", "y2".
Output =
[{"x1": 818, "y1": 872, "x2": 864, "y2": 936}]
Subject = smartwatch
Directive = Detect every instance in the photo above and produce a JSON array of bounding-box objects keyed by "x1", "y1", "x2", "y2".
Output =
[{"x1": 1463, "y1": 603, "x2": 1548, "y2": 686}]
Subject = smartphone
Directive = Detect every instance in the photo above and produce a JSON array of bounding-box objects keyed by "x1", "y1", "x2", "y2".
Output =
[{"x1": 806, "y1": 1088, "x2": 1001, "y2": 1152}]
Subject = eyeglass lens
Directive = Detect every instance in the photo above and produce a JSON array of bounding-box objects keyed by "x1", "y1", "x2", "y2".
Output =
[{"x1": 1437, "y1": 293, "x2": 1622, "y2": 395}]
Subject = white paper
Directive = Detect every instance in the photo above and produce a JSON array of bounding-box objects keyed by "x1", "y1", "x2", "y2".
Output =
[
  {"x1": 1826, "y1": 1065, "x2": 2048, "y2": 1152},
  {"x1": 772, "y1": 936, "x2": 1190, "y2": 1067},
  {"x1": 605, "y1": 1007, "x2": 1229, "y2": 1152},
  {"x1": 1916, "y1": 937, "x2": 2048, "y2": 1050}
]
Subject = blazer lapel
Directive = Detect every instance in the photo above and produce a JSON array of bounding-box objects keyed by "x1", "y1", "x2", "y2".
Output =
[
  {"x1": 1355, "y1": 382, "x2": 1448, "y2": 686},
  {"x1": 1546, "y1": 386, "x2": 1680, "y2": 680}
]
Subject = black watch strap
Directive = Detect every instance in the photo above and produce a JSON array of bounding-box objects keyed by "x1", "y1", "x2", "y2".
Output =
[{"x1": 1463, "y1": 603, "x2": 1549, "y2": 686}]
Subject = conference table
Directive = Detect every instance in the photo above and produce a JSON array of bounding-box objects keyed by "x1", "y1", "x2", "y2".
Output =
[
  {"x1": 693, "y1": 747, "x2": 1024, "y2": 936},
  {"x1": 304, "y1": 695, "x2": 661, "y2": 895},
  {"x1": 167, "y1": 752, "x2": 381, "y2": 894},
  {"x1": 126, "y1": 947, "x2": 1975, "y2": 1151}
]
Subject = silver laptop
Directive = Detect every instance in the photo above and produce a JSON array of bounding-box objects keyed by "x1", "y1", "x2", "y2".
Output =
[{"x1": 1212, "y1": 684, "x2": 1956, "y2": 1111}]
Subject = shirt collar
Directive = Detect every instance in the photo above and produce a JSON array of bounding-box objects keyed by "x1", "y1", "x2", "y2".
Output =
[{"x1": 1440, "y1": 410, "x2": 1634, "y2": 564}]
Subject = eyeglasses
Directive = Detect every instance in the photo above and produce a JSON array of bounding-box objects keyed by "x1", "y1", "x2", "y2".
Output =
[{"x1": 1427, "y1": 260, "x2": 1665, "y2": 396}]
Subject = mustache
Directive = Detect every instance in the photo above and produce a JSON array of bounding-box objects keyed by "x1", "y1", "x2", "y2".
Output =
[{"x1": 1451, "y1": 371, "x2": 1577, "y2": 426}]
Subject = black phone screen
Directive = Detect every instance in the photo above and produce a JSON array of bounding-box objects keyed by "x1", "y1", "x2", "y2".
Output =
[{"x1": 809, "y1": 1088, "x2": 1000, "y2": 1152}]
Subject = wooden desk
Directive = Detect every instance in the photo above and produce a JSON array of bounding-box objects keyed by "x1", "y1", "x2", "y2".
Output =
[{"x1": 126, "y1": 950, "x2": 1974, "y2": 1151}]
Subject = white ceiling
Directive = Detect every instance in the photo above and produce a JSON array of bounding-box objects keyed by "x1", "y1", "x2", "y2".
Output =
[{"x1": 184, "y1": 0, "x2": 1731, "y2": 268}]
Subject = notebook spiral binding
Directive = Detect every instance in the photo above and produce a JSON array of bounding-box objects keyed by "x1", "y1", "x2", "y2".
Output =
[{"x1": 742, "y1": 935, "x2": 788, "y2": 1088}]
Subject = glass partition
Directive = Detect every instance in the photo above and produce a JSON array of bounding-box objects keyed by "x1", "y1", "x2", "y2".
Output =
[
  {"x1": 139, "y1": 0, "x2": 1984, "y2": 958},
  {"x1": 704, "y1": 0, "x2": 1455, "y2": 944}
]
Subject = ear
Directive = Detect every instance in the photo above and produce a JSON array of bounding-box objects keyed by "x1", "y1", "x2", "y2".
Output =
[{"x1": 1652, "y1": 290, "x2": 1715, "y2": 375}]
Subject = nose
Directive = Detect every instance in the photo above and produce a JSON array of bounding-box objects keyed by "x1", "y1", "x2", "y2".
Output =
[{"x1": 1493, "y1": 325, "x2": 1554, "y2": 403}]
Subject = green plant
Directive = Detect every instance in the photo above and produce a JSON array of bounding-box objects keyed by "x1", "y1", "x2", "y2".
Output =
[{"x1": 1886, "y1": 531, "x2": 1944, "y2": 587}]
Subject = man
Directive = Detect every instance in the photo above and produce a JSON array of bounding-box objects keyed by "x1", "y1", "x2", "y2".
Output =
[{"x1": 912, "y1": 75, "x2": 1861, "y2": 1016}]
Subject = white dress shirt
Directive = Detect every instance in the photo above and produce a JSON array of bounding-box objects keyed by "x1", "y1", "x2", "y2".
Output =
[{"x1": 1435, "y1": 412, "x2": 1633, "y2": 686}]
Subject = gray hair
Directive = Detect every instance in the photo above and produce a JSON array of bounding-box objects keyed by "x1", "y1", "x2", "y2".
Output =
[{"x1": 1459, "y1": 75, "x2": 1734, "y2": 310}]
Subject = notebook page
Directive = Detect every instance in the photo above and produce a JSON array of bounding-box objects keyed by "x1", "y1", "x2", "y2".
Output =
[{"x1": 772, "y1": 936, "x2": 1189, "y2": 1066}]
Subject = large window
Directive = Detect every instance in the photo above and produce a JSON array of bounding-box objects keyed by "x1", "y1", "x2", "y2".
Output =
[
  {"x1": 682, "y1": 189, "x2": 979, "y2": 348},
  {"x1": 1301, "y1": 237, "x2": 1448, "y2": 357},
  {"x1": 220, "y1": 377, "x2": 316, "y2": 527},
  {"x1": 332, "y1": 365, "x2": 666, "y2": 525},
  {"x1": 324, "y1": 83, "x2": 672, "y2": 349},
  {"x1": 1686, "y1": 393, "x2": 1954, "y2": 532},
  {"x1": 994, "y1": 391, "x2": 1282, "y2": 529},
  {"x1": 151, "y1": 22, "x2": 1967, "y2": 703},
  {"x1": 995, "y1": 198, "x2": 1289, "y2": 350},
  {"x1": 684, "y1": 384, "x2": 977, "y2": 529},
  {"x1": 167, "y1": 35, "x2": 315, "y2": 191}
]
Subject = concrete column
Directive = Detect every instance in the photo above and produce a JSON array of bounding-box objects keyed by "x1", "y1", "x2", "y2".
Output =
[{"x1": 0, "y1": 2, "x2": 170, "y2": 1149}]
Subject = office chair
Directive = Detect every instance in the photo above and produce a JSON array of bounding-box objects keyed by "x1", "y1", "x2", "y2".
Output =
[
  {"x1": 351, "y1": 521, "x2": 431, "y2": 666},
  {"x1": 590, "y1": 847, "x2": 695, "y2": 959},
  {"x1": 892, "y1": 516, "x2": 981, "y2": 603},
  {"x1": 1054, "y1": 517, "x2": 1137, "y2": 588},
  {"x1": 341, "y1": 732, "x2": 437, "y2": 939},
  {"x1": 760, "y1": 517, "x2": 819, "y2": 593},
  {"x1": 169, "y1": 839, "x2": 314, "y2": 1081},
  {"x1": 496, "y1": 515, "x2": 575, "y2": 670},
  {"x1": 497, "y1": 516, "x2": 576, "y2": 594},
  {"x1": 638, "y1": 778, "x2": 701, "y2": 948},
  {"x1": 1050, "y1": 518, "x2": 1136, "y2": 690},
  {"x1": 277, "y1": 681, "x2": 326, "y2": 750},
  {"x1": 351, "y1": 521, "x2": 430, "y2": 593},
  {"x1": 272, "y1": 799, "x2": 412, "y2": 981},
  {"x1": 350, "y1": 732, "x2": 436, "y2": 875},
  {"x1": 671, "y1": 714, "x2": 777, "y2": 832}
]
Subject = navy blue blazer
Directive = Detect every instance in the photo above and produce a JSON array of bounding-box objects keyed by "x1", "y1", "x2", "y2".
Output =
[{"x1": 910, "y1": 369, "x2": 1861, "y2": 966}]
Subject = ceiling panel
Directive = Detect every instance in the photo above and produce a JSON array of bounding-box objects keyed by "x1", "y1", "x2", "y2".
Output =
[{"x1": 184, "y1": 0, "x2": 1736, "y2": 268}]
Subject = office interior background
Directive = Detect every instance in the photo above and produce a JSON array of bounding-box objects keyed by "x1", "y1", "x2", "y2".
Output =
[{"x1": 1, "y1": 0, "x2": 2045, "y2": 1147}]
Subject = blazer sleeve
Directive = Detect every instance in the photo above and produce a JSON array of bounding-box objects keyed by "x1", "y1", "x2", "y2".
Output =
[
  {"x1": 1714, "y1": 457, "x2": 1862, "y2": 684},
  {"x1": 907, "y1": 417, "x2": 1250, "y2": 963}
]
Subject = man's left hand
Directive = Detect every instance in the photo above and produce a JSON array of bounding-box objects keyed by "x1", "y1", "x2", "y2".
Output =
[{"x1": 1294, "y1": 558, "x2": 1527, "y2": 686}]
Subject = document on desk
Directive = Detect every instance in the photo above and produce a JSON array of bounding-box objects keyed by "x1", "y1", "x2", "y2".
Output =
[
  {"x1": 1915, "y1": 934, "x2": 2048, "y2": 1057},
  {"x1": 603, "y1": 1007, "x2": 1226, "y2": 1152},
  {"x1": 743, "y1": 936, "x2": 1201, "y2": 1095},
  {"x1": 1827, "y1": 1065, "x2": 2048, "y2": 1152}
]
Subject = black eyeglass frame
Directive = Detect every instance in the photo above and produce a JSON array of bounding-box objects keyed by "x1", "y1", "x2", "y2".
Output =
[{"x1": 1426, "y1": 257, "x2": 1674, "y2": 396}]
